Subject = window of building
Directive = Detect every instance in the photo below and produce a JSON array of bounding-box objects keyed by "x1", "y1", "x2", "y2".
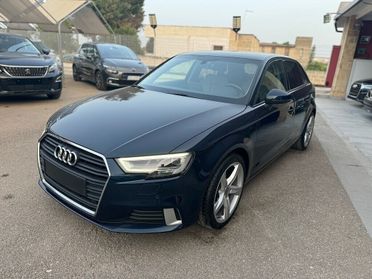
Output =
[{"x1": 213, "y1": 45, "x2": 224, "y2": 51}]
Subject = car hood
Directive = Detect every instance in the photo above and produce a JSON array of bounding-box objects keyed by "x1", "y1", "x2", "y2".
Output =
[
  {"x1": 0, "y1": 52, "x2": 54, "y2": 66},
  {"x1": 47, "y1": 87, "x2": 245, "y2": 158},
  {"x1": 103, "y1": 58, "x2": 147, "y2": 73}
]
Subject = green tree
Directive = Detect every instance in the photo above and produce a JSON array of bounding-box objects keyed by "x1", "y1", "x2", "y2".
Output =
[
  {"x1": 92, "y1": 0, "x2": 144, "y2": 34},
  {"x1": 307, "y1": 61, "x2": 328, "y2": 72}
]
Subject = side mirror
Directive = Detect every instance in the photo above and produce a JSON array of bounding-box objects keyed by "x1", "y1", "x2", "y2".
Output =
[
  {"x1": 265, "y1": 89, "x2": 292, "y2": 105},
  {"x1": 42, "y1": 48, "x2": 50, "y2": 55}
]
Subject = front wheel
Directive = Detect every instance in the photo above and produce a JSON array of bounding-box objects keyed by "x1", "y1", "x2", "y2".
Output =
[
  {"x1": 95, "y1": 71, "x2": 107, "y2": 91},
  {"x1": 72, "y1": 65, "x2": 81, "y2": 81},
  {"x1": 199, "y1": 154, "x2": 246, "y2": 229},
  {"x1": 292, "y1": 114, "x2": 315, "y2": 150}
]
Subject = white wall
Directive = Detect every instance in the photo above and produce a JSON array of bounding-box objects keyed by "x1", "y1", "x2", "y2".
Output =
[{"x1": 347, "y1": 59, "x2": 372, "y2": 94}]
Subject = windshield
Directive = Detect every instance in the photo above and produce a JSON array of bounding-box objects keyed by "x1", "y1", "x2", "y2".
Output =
[
  {"x1": 97, "y1": 44, "x2": 138, "y2": 60},
  {"x1": 0, "y1": 34, "x2": 40, "y2": 54},
  {"x1": 138, "y1": 55, "x2": 262, "y2": 103}
]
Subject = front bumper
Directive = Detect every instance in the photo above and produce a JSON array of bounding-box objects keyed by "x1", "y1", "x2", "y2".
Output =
[
  {"x1": 0, "y1": 74, "x2": 62, "y2": 96},
  {"x1": 37, "y1": 134, "x2": 206, "y2": 233},
  {"x1": 105, "y1": 72, "x2": 144, "y2": 87}
]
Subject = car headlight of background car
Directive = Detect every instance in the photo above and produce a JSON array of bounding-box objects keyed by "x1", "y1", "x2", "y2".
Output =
[
  {"x1": 103, "y1": 64, "x2": 118, "y2": 74},
  {"x1": 48, "y1": 62, "x2": 58, "y2": 73},
  {"x1": 116, "y1": 153, "x2": 192, "y2": 178}
]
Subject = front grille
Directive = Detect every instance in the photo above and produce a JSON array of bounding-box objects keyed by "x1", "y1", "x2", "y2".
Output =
[
  {"x1": 0, "y1": 78, "x2": 53, "y2": 92},
  {"x1": 349, "y1": 84, "x2": 361, "y2": 96},
  {"x1": 2, "y1": 65, "x2": 48, "y2": 77},
  {"x1": 39, "y1": 135, "x2": 109, "y2": 213}
]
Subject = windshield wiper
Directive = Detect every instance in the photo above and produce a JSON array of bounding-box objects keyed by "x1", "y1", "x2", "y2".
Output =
[{"x1": 170, "y1": 92, "x2": 197, "y2": 99}]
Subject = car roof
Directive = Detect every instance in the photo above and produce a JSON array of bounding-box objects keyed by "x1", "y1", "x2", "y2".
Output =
[{"x1": 178, "y1": 51, "x2": 287, "y2": 62}]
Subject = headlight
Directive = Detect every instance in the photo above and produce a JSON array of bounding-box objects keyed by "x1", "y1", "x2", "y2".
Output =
[
  {"x1": 116, "y1": 153, "x2": 192, "y2": 177},
  {"x1": 103, "y1": 64, "x2": 118, "y2": 74},
  {"x1": 48, "y1": 62, "x2": 58, "y2": 73}
]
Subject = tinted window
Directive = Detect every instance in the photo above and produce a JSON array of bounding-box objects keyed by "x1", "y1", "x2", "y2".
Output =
[
  {"x1": 0, "y1": 34, "x2": 40, "y2": 54},
  {"x1": 283, "y1": 61, "x2": 305, "y2": 90},
  {"x1": 138, "y1": 55, "x2": 262, "y2": 104},
  {"x1": 97, "y1": 44, "x2": 137, "y2": 60},
  {"x1": 254, "y1": 61, "x2": 286, "y2": 104}
]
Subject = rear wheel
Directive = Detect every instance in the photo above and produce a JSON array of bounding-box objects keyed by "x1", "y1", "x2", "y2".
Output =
[
  {"x1": 293, "y1": 114, "x2": 315, "y2": 150},
  {"x1": 95, "y1": 70, "x2": 107, "y2": 91},
  {"x1": 199, "y1": 154, "x2": 246, "y2": 229},
  {"x1": 72, "y1": 65, "x2": 81, "y2": 81}
]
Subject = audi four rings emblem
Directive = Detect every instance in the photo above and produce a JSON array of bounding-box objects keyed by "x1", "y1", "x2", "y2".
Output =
[{"x1": 54, "y1": 145, "x2": 78, "y2": 166}]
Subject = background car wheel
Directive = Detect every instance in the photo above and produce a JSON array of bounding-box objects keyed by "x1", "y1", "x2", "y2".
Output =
[
  {"x1": 47, "y1": 90, "x2": 61, "y2": 100},
  {"x1": 72, "y1": 65, "x2": 81, "y2": 81},
  {"x1": 292, "y1": 113, "x2": 315, "y2": 151},
  {"x1": 199, "y1": 153, "x2": 246, "y2": 229},
  {"x1": 95, "y1": 71, "x2": 107, "y2": 91}
]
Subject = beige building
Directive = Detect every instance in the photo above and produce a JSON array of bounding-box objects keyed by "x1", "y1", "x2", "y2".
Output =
[
  {"x1": 144, "y1": 25, "x2": 313, "y2": 67},
  {"x1": 331, "y1": 0, "x2": 372, "y2": 98}
]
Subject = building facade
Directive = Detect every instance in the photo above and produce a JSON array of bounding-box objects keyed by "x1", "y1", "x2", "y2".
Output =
[
  {"x1": 144, "y1": 25, "x2": 313, "y2": 67},
  {"x1": 331, "y1": 0, "x2": 372, "y2": 98}
]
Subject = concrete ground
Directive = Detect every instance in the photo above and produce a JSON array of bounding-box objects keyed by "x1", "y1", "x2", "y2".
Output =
[{"x1": 1, "y1": 78, "x2": 372, "y2": 278}]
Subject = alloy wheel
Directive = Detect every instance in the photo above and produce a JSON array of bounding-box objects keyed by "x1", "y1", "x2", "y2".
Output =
[
  {"x1": 213, "y1": 162, "x2": 244, "y2": 223},
  {"x1": 304, "y1": 115, "x2": 315, "y2": 147}
]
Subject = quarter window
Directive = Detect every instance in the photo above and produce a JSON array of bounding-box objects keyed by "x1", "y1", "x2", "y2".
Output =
[{"x1": 254, "y1": 61, "x2": 286, "y2": 104}]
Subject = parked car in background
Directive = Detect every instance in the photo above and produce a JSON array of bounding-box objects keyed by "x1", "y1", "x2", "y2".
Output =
[
  {"x1": 72, "y1": 43, "x2": 148, "y2": 90},
  {"x1": 38, "y1": 52, "x2": 316, "y2": 233},
  {"x1": 0, "y1": 33, "x2": 63, "y2": 99},
  {"x1": 363, "y1": 90, "x2": 372, "y2": 112},
  {"x1": 347, "y1": 79, "x2": 372, "y2": 103}
]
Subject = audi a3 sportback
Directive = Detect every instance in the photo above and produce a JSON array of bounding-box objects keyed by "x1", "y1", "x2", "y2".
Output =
[
  {"x1": 72, "y1": 43, "x2": 148, "y2": 90},
  {"x1": 0, "y1": 33, "x2": 62, "y2": 99},
  {"x1": 38, "y1": 52, "x2": 316, "y2": 233}
]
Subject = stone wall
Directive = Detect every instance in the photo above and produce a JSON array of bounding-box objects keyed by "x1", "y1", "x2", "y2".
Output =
[
  {"x1": 144, "y1": 25, "x2": 313, "y2": 67},
  {"x1": 306, "y1": 70, "x2": 326, "y2": 86},
  {"x1": 331, "y1": 16, "x2": 360, "y2": 98}
]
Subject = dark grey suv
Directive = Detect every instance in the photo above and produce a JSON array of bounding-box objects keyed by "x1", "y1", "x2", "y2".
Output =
[
  {"x1": 0, "y1": 33, "x2": 62, "y2": 99},
  {"x1": 72, "y1": 43, "x2": 148, "y2": 90}
]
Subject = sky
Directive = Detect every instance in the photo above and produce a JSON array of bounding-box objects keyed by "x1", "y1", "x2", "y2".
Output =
[{"x1": 143, "y1": 0, "x2": 344, "y2": 57}]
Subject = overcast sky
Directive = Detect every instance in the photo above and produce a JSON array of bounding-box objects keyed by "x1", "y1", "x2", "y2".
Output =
[{"x1": 143, "y1": 0, "x2": 344, "y2": 57}]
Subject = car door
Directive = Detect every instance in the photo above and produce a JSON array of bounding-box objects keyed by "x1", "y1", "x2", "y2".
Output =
[
  {"x1": 74, "y1": 45, "x2": 87, "y2": 77},
  {"x1": 251, "y1": 59, "x2": 295, "y2": 172},
  {"x1": 282, "y1": 60, "x2": 313, "y2": 139},
  {"x1": 86, "y1": 46, "x2": 100, "y2": 81},
  {"x1": 80, "y1": 44, "x2": 95, "y2": 81}
]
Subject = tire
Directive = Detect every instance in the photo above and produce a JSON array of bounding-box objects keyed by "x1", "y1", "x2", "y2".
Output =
[
  {"x1": 95, "y1": 70, "x2": 107, "y2": 91},
  {"x1": 292, "y1": 113, "x2": 315, "y2": 151},
  {"x1": 199, "y1": 153, "x2": 246, "y2": 229},
  {"x1": 47, "y1": 90, "x2": 61, "y2": 100},
  {"x1": 72, "y1": 65, "x2": 81, "y2": 81}
]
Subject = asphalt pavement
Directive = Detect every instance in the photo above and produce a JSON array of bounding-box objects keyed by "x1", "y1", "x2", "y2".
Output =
[{"x1": 1, "y1": 77, "x2": 372, "y2": 278}]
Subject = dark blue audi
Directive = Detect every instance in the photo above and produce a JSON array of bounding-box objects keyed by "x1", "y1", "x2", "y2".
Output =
[{"x1": 38, "y1": 52, "x2": 316, "y2": 233}]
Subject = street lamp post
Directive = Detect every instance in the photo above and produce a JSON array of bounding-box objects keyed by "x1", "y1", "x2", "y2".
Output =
[
  {"x1": 232, "y1": 16, "x2": 241, "y2": 40},
  {"x1": 149, "y1": 14, "x2": 157, "y2": 36}
]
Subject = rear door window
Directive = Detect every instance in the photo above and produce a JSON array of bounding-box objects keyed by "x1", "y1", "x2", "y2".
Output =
[{"x1": 283, "y1": 61, "x2": 306, "y2": 90}]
